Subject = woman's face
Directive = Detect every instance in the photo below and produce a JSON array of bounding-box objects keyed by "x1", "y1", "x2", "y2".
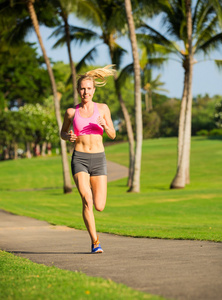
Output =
[{"x1": 78, "y1": 79, "x2": 95, "y2": 103}]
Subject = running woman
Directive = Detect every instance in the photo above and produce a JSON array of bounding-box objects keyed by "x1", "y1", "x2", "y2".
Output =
[{"x1": 61, "y1": 65, "x2": 116, "y2": 253}]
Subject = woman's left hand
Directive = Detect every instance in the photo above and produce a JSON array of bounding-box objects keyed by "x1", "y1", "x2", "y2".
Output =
[{"x1": 97, "y1": 116, "x2": 107, "y2": 129}]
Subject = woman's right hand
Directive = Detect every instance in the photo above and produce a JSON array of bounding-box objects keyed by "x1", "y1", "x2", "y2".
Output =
[{"x1": 67, "y1": 130, "x2": 77, "y2": 143}]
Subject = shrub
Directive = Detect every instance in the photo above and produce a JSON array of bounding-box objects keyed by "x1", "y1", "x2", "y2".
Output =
[
  {"x1": 208, "y1": 128, "x2": 222, "y2": 136},
  {"x1": 196, "y1": 129, "x2": 209, "y2": 136}
]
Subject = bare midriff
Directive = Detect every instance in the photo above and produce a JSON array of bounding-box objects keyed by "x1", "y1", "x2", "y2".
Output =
[{"x1": 74, "y1": 134, "x2": 104, "y2": 153}]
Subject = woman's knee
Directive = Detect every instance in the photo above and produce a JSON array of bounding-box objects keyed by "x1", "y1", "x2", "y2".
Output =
[
  {"x1": 94, "y1": 199, "x2": 106, "y2": 212},
  {"x1": 82, "y1": 192, "x2": 93, "y2": 210}
]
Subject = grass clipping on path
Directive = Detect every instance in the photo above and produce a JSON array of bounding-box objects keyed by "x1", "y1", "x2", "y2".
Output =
[
  {"x1": 0, "y1": 251, "x2": 165, "y2": 300},
  {"x1": 0, "y1": 137, "x2": 221, "y2": 242}
]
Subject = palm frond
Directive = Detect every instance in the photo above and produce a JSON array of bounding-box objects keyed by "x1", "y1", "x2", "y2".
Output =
[
  {"x1": 52, "y1": 35, "x2": 67, "y2": 48},
  {"x1": 208, "y1": 0, "x2": 222, "y2": 29},
  {"x1": 214, "y1": 59, "x2": 222, "y2": 71},
  {"x1": 160, "y1": 0, "x2": 186, "y2": 41},
  {"x1": 193, "y1": 0, "x2": 203, "y2": 29},
  {"x1": 48, "y1": 25, "x2": 66, "y2": 49},
  {"x1": 194, "y1": 15, "x2": 218, "y2": 51},
  {"x1": 48, "y1": 25, "x2": 65, "y2": 39},
  {"x1": 139, "y1": 22, "x2": 180, "y2": 55},
  {"x1": 116, "y1": 63, "x2": 134, "y2": 90},
  {"x1": 111, "y1": 43, "x2": 128, "y2": 69},
  {"x1": 197, "y1": 32, "x2": 222, "y2": 54},
  {"x1": 75, "y1": 0, "x2": 103, "y2": 28},
  {"x1": 6, "y1": 18, "x2": 34, "y2": 45},
  {"x1": 75, "y1": 44, "x2": 101, "y2": 73},
  {"x1": 144, "y1": 57, "x2": 168, "y2": 69},
  {"x1": 69, "y1": 26, "x2": 99, "y2": 45},
  {"x1": 193, "y1": 0, "x2": 214, "y2": 36}
]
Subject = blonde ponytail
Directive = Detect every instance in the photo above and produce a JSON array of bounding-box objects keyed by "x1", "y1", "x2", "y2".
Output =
[{"x1": 77, "y1": 65, "x2": 116, "y2": 89}]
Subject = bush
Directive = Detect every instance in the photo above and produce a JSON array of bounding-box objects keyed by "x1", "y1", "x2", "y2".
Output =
[
  {"x1": 196, "y1": 129, "x2": 209, "y2": 136},
  {"x1": 208, "y1": 128, "x2": 222, "y2": 136},
  {"x1": 155, "y1": 99, "x2": 180, "y2": 137},
  {"x1": 143, "y1": 111, "x2": 161, "y2": 138}
]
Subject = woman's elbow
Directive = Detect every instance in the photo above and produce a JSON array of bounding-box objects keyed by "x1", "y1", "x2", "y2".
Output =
[{"x1": 111, "y1": 131, "x2": 116, "y2": 140}]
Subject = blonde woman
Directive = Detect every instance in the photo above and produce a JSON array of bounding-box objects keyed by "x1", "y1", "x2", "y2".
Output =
[{"x1": 61, "y1": 65, "x2": 116, "y2": 253}]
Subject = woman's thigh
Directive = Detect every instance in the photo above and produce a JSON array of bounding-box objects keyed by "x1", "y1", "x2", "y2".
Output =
[
  {"x1": 74, "y1": 172, "x2": 92, "y2": 205},
  {"x1": 90, "y1": 175, "x2": 107, "y2": 211}
]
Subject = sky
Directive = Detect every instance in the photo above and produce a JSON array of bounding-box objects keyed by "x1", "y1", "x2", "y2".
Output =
[{"x1": 26, "y1": 14, "x2": 222, "y2": 99}]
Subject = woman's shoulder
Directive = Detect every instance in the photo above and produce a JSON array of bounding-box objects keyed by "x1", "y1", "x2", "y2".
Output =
[
  {"x1": 66, "y1": 107, "x2": 76, "y2": 119},
  {"x1": 96, "y1": 102, "x2": 109, "y2": 111}
]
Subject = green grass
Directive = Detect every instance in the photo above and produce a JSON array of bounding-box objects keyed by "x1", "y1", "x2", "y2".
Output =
[
  {"x1": 0, "y1": 137, "x2": 221, "y2": 300},
  {"x1": 0, "y1": 137, "x2": 221, "y2": 242},
  {"x1": 0, "y1": 251, "x2": 164, "y2": 300}
]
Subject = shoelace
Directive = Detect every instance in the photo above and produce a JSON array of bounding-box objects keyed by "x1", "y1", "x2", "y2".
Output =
[{"x1": 93, "y1": 236, "x2": 100, "y2": 247}]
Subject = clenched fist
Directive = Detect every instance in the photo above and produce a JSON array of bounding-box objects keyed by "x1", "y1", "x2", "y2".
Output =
[
  {"x1": 97, "y1": 116, "x2": 107, "y2": 129},
  {"x1": 67, "y1": 130, "x2": 77, "y2": 143}
]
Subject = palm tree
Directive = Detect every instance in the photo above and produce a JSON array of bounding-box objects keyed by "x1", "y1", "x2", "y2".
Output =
[
  {"x1": 140, "y1": 0, "x2": 222, "y2": 189},
  {"x1": 2, "y1": 0, "x2": 73, "y2": 193},
  {"x1": 124, "y1": 0, "x2": 143, "y2": 193},
  {"x1": 49, "y1": 0, "x2": 84, "y2": 106},
  {"x1": 143, "y1": 72, "x2": 169, "y2": 112},
  {"x1": 27, "y1": 0, "x2": 72, "y2": 193}
]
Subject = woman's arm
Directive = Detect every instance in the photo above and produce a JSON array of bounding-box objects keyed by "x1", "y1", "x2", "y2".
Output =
[
  {"x1": 97, "y1": 104, "x2": 116, "y2": 140},
  {"x1": 60, "y1": 108, "x2": 77, "y2": 142}
]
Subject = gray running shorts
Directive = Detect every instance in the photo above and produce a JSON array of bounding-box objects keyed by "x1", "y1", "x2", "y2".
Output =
[{"x1": 71, "y1": 150, "x2": 107, "y2": 176}]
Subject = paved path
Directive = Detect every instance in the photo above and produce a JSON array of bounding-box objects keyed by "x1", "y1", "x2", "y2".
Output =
[{"x1": 0, "y1": 161, "x2": 222, "y2": 300}]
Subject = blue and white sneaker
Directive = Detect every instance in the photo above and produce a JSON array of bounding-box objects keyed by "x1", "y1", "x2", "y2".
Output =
[{"x1": 91, "y1": 236, "x2": 103, "y2": 253}]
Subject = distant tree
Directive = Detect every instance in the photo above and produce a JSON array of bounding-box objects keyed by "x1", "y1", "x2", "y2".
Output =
[
  {"x1": 0, "y1": 0, "x2": 73, "y2": 193},
  {"x1": 0, "y1": 111, "x2": 26, "y2": 160},
  {"x1": 142, "y1": 110, "x2": 161, "y2": 138},
  {"x1": 0, "y1": 42, "x2": 50, "y2": 110},
  {"x1": 143, "y1": 72, "x2": 169, "y2": 112},
  {"x1": 155, "y1": 98, "x2": 180, "y2": 137},
  {"x1": 192, "y1": 95, "x2": 217, "y2": 134},
  {"x1": 214, "y1": 99, "x2": 222, "y2": 129}
]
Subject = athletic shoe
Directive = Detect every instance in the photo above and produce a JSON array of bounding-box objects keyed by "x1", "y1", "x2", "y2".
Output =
[{"x1": 91, "y1": 236, "x2": 103, "y2": 253}]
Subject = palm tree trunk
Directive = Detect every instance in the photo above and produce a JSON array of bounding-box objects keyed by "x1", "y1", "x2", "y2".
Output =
[
  {"x1": 149, "y1": 91, "x2": 153, "y2": 111},
  {"x1": 63, "y1": 14, "x2": 78, "y2": 106},
  {"x1": 170, "y1": 68, "x2": 187, "y2": 189},
  {"x1": 41, "y1": 141, "x2": 47, "y2": 156},
  {"x1": 125, "y1": 0, "x2": 143, "y2": 193},
  {"x1": 170, "y1": 0, "x2": 193, "y2": 189},
  {"x1": 184, "y1": 0, "x2": 193, "y2": 185},
  {"x1": 27, "y1": 0, "x2": 72, "y2": 193},
  {"x1": 116, "y1": 85, "x2": 135, "y2": 187},
  {"x1": 4, "y1": 146, "x2": 9, "y2": 160},
  {"x1": 178, "y1": 67, "x2": 188, "y2": 167},
  {"x1": 13, "y1": 141, "x2": 18, "y2": 160},
  {"x1": 108, "y1": 42, "x2": 135, "y2": 187},
  {"x1": 145, "y1": 93, "x2": 149, "y2": 112},
  {"x1": 26, "y1": 142, "x2": 32, "y2": 158},
  {"x1": 170, "y1": 65, "x2": 188, "y2": 189}
]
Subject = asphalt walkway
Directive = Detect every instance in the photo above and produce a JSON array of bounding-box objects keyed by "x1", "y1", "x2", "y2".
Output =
[{"x1": 0, "y1": 161, "x2": 221, "y2": 300}]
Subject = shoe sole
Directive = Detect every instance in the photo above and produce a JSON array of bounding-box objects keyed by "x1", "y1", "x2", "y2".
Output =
[{"x1": 92, "y1": 249, "x2": 103, "y2": 254}]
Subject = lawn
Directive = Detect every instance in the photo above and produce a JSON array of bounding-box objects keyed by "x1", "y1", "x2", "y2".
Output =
[
  {"x1": 0, "y1": 251, "x2": 163, "y2": 300},
  {"x1": 0, "y1": 137, "x2": 221, "y2": 300},
  {"x1": 0, "y1": 137, "x2": 221, "y2": 242}
]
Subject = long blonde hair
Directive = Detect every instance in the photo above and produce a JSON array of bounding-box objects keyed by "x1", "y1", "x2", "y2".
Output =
[{"x1": 77, "y1": 65, "x2": 116, "y2": 89}]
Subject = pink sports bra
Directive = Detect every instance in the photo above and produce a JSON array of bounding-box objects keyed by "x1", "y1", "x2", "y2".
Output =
[{"x1": 73, "y1": 102, "x2": 104, "y2": 136}]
